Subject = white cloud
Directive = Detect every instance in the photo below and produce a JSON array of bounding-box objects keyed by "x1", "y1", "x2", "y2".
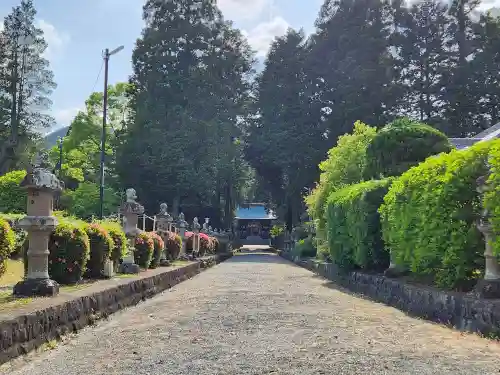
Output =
[
  {"x1": 243, "y1": 16, "x2": 289, "y2": 57},
  {"x1": 53, "y1": 107, "x2": 80, "y2": 127},
  {"x1": 217, "y1": 0, "x2": 271, "y2": 21},
  {"x1": 37, "y1": 19, "x2": 70, "y2": 62}
]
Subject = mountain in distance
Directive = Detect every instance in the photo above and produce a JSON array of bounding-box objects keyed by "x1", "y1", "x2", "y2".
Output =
[{"x1": 44, "y1": 126, "x2": 69, "y2": 148}]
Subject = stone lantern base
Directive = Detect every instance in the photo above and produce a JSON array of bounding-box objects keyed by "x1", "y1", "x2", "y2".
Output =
[
  {"x1": 119, "y1": 263, "x2": 140, "y2": 274},
  {"x1": 474, "y1": 279, "x2": 500, "y2": 299},
  {"x1": 13, "y1": 278, "x2": 59, "y2": 297}
]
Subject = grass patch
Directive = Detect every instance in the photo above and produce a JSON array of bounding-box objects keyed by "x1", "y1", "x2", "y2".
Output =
[
  {"x1": 0, "y1": 290, "x2": 32, "y2": 311},
  {"x1": 0, "y1": 259, "x2": 24, "y2": 287}
]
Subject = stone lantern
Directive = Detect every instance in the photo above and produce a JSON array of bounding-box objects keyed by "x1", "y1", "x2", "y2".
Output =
[
  {"x1": 118, "y1": 188, "x2": 143, "y2": 274},
  {"x1": 14, "y1": 152, "x2": 63, "y2": 297},
  {"x1": 155, "y1": 203, "x2": 172, "y2": 266},
  {"x1": 475, "y1": 172, "x2": 500, "y2": 298},
  {"x1": 192, "y1": 217, "x2": 201, "y2": 257},
  {"x1": 178, "y1": 212, "x2": 187, "y2": 256}
]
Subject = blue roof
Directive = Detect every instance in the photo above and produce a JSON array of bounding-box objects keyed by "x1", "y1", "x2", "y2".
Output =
[{"x1": 235, "y1": 205, "x2": 277, "y2": 220}]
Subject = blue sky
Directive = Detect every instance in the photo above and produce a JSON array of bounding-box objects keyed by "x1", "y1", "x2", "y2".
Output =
[{"x1": 0, "y1": 0, "x2": 324, "y2": 133}]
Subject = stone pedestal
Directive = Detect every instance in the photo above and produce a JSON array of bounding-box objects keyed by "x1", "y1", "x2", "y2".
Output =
[
  {"x1": 474, "y1": 173, "x2": 500, "y2": 298},
  {"x1": 14, "y1": 156, "x2": 63, "y2": 297},
  {"x1": 178, "y1": 213, "x2": 187, "y2": 257},
  {"x1": 193, "y1": 217, "x2": 201, "y2": 257},
  {"x1": 118, "y1": 188, "x2": 143, "y2": 274},
  {"x1": 156, "y1": 203, "x2": 173, "y2": 266}
]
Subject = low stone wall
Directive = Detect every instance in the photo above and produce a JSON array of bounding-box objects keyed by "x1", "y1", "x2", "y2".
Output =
[
  {"x1": 280, "y1": 251, "x2": 500, "y2": 337},
  {"x1": 0, "y1": 253, "x2": 232, "y2": 365}
]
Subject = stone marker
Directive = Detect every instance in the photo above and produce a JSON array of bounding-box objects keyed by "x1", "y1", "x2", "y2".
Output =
[
  {"x1": 178, "y1": 212, "x2": 187, "y2": 256},
  {"x1": 475, "y1": 171, "x2": 500, "y2": 298},
  {"x1": 119, "y1": 188, "x2": 143, "y2": 274},
  {"x1": 14, "y1": 152, "x2": 63, "y2": 297},
  {"x1": 156, "y1": 203, "x2": 173, "y2": 266},
  {"x1": 203, "y1": 217, "x2": 209, "y2": 233},
  {"x1": 192, "y1": 217, "x2": 201, "y2": 257}
]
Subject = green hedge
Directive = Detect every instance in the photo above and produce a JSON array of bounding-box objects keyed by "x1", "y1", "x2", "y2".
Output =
[
  {"x1": 0, "y1": 170, "x2": 26, "y2": 214},
  {"x1": 134, "y1": 232, "x2": 154, "y2": 268},
  {"x1": 326, "y1": 179, "x2": 392, "y2": 271},
  {"x1": 379, "y1": 141, "x2": 495, "y2": 290},
  {"x1": 364, "y1": 118, "x2": 453, "y2": 179},
  {"x1": 292, "y1": 237, "x2": 317, "y2": 258},
  {"x1": 149, "y1": 232, "x2": 165, "y2": 268},
  {"x1": 48, "y1": 219, "x2": 90, "y2": 284},
  {"x1": 0, "y1": 217, "x2": 16, "y2": 277},
  {"x1": 0, "y1": 213, "x2": 27, "y2": 259},
  {"x1": 98, "y1": 221, "x2": 127, "y2": 268},
  {"x1": 85, "y1": 223, "x2": 114, "y2": 278},
  {"x1": 165, "y1": 231, "x2": 182, "y2": 259}
]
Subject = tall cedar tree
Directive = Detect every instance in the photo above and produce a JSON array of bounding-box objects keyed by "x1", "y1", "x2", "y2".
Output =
[
  {"x1": 246, "y1": 29, "x2": 327, "y2": 227},
  {"x1": 0, "y1": 0, "x2": 56, "y2": 174},
  {"x1": 117, "y1": 0, "x2": 253, "y2": 222}
]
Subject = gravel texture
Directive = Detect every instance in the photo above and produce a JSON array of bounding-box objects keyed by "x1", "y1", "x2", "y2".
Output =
[{"x1": 3, "y1": 252, "x2": 500, "y2": 375}]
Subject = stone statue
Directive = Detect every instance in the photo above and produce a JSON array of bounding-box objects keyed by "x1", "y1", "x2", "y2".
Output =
[
  {"x1": 159, "y1": 203, "x2": 169, "y2": 216},
  {"x1": 179, "y1": 212, "x2": 185, "y2": 222},
  {"x1": 193, "y1": 217, "x2": 199, "y2": 226},
  {"x1": 209, "y1": 225, "x2": 213, "y2": 233},
  {"x1": 126, "y1": 188, "x2": 137, "y2": 203}
]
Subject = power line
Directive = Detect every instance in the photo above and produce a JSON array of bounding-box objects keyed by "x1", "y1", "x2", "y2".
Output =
[{"x1": 91, "y1": 58, "x2": 105, "y2": 94}]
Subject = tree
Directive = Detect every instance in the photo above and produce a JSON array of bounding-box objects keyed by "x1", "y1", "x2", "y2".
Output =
[
  {"x1": 0, "y1": 0, "x2": 56, "y2": 174},
  {"x1": 246, "y1": 29, "x2": 327, "y2": 228},
  {"x1": 49, "y1": 82, "x2": 132, "y2": 189},
  {"x1": 117, "y1": 0, "x2": 254, "y2": 224},
  {"x1": 393, "y1": 0, "x2": 450, "y2": 125}
]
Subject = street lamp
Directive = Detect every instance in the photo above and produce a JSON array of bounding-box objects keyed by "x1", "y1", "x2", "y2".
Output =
[
  {"x1": 99, "y1": 45, "x2": 124, "y2": 219},
  {"x1": 56, "y1": 136, "x2": 63, "y2": 176}
]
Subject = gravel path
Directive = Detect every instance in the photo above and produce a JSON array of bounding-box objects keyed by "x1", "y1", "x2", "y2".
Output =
[{"x1": 3, "y1": 252, "x2": 500, "y2": 375}]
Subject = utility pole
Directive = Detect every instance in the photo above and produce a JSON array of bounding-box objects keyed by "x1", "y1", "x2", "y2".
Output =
[{"x1": 99, "y1": 46, "x2": 124, "y2": 219}]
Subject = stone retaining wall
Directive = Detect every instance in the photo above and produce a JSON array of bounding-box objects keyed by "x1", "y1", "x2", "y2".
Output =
[
  {"x1": 0, "y1": 253, "x2": 232, "y2": 365},
  {"x1": 280, "y1": 251, "x2": 500, "y2": 337}
]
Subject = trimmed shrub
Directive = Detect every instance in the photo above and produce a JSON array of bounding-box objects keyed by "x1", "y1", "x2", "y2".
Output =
[
  {"x1": 211, "y1": 236, "x2": 220, "y2": 253},
  {"x1": 98, "y1": 221, "x2": 127, "y2": 267},
  {"x1": 134, "y1": 232, "x2": 155, "y2": 268},
  {"x1": 85, "y1": 223, "x2": 114, "y2": 278},
  {"x1": 0, "y1": 217, "x2": 16, "y2": 277},
  {"x1": 326, "y1": 179, "x2": 392, "y2": 271},
  {"x1": 149, "y1": 232, "x2": 165, "y2": 268},
  {"x1": 165, "y1": 231, "x2": 182, "y2": 259},
  {"x1": 305, "y1": 121, "x2": 377, "y2": 248},
  {"x1": 0, "y1": 170, "x2": 27, "y2": 214},
  {"x1": 292, "y1": 237, "x2": 317, "y2": 259},
  {"x1": 0, "y1": 213, "x2": 27, "y2": 259},
  {"x1": 379, "y1": 140, "x2": 495, "y2": 290},
  {"x1": 48, "y1": 219, "x2": 90, "y2": 284},
  {"x1": 364, "y1": 118, "x2": 453, "y2": 180}
]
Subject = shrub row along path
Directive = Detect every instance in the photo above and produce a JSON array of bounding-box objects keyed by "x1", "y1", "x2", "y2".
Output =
[{"x1": 3, "y1": 250, "x2": 500, "y2": 375}]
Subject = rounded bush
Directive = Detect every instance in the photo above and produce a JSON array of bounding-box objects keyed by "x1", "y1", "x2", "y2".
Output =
[
  {"x1": 0, "y1": 170, "x2": 27, "y2": 214},
  {"x1": 134, "y1": 232, "x2": 154, "y2": 268},
  {"x1": 379, "y1": 140, "x2": 494, "y2": 290},
  {"x1": 85, "y1": 223, "x2": 114, "y2": 278},
  {"x1": 149, "y1": 232, "x2": 165, "y2": 268},
  {"x1": 326, "y1": 179, "x2": 392, "y2": 271},
  {"x1": 48, "y1": 219, "x2": 90, "y2": 284},
  {"x1": 292, "y1": 237, "x2": 317, "y2": 258},
  {"x1": 0, "y1": 214, "x2": 27, "y2": 259},
  {"x1": 0, "y1": 217, "x2": 16, "y2": 277},
  {"x1": 364, "y1": 118, "x2": 453, "y2": 179},
  {"x1": 211, "y1": 236, "x2": 220, "y2": 253},
  {"x1": 99, "y1": 221, "x2": 127, "y2": 267},
  {"x1": 165, "y1": 231, "x2": 182, "y2": 259}
]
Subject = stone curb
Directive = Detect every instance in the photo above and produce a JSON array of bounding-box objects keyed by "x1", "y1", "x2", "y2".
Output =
[
  {"x1": 279, "y1": 251, "x2": 500, "y2": 338},
  {"x1": 0, "y1": 253, "x2": 233, "y2": 365}
]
